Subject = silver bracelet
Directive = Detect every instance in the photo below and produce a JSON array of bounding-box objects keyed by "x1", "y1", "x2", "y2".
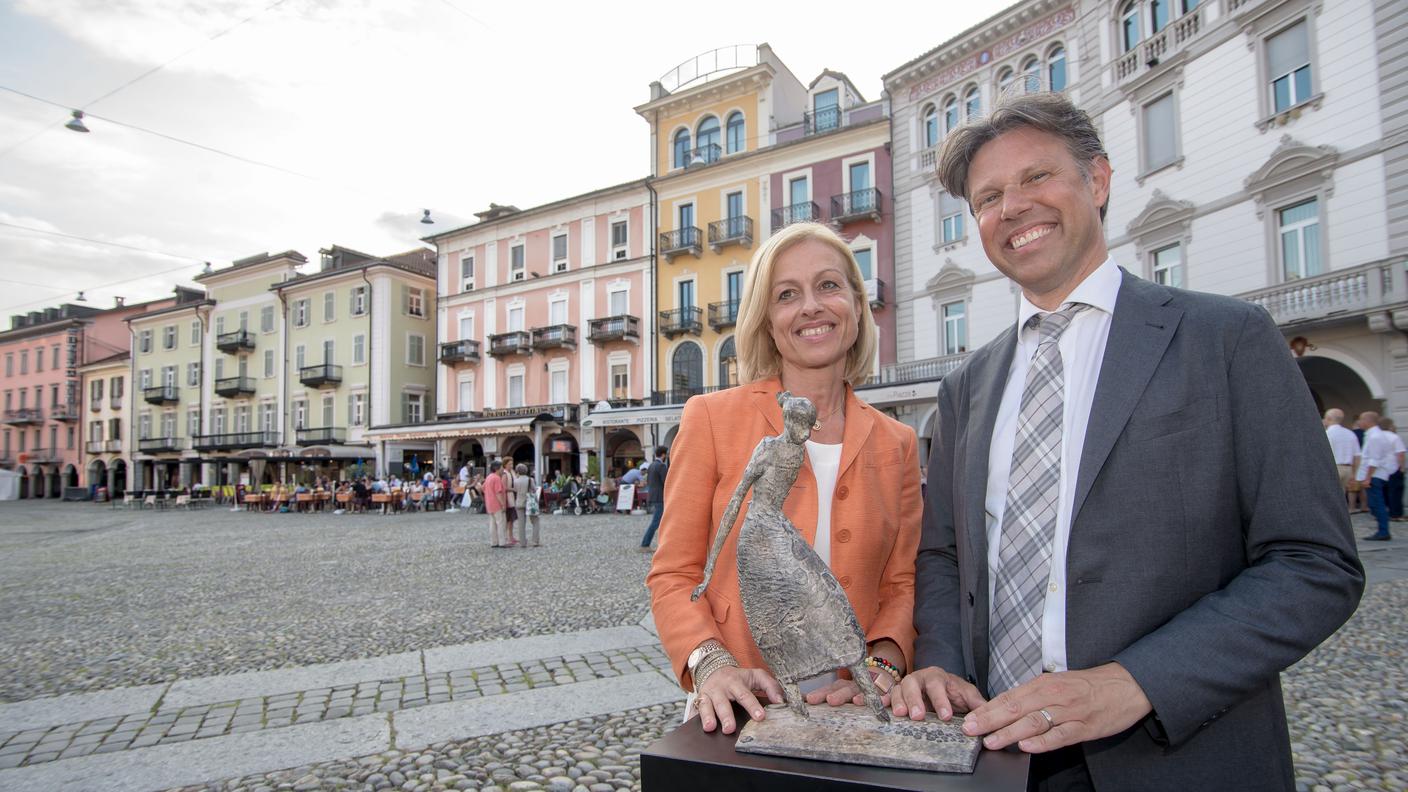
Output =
[{"x1": 693, "y1": 650, "x2": 739, "y2": 690}]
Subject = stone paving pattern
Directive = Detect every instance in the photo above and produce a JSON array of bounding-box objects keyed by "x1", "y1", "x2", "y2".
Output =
[{"x1": 0, "y1": 502, "x2": 1405, "y2": 791}]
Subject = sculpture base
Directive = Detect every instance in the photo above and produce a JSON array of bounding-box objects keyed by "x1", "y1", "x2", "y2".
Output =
[{"x1": 736, "y1": 703, "x2": 981, "y2": 773}]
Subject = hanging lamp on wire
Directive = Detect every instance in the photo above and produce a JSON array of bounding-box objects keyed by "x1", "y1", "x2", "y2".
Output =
[
  {"x1": 75, "y1": 291, "x2": 87, "y2": 302},
  {"x1": 65, "y1": 110, "x2": 90, "y2": 133},
  {"x1": 420, "y1": 209, "x2": 434, "y2": 225}
]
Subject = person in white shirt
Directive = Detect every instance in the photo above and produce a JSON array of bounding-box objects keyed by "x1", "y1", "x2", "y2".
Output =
[
  {"x1": 1323, "y1": 408, "x2": 1361, "y2": 512},
  {"x1": 1357, "y1": 411, "x2": 1395, "y2": 541},
  {"x1": 1381, "y1": 417, "x2": 1407, "y2": 525}
]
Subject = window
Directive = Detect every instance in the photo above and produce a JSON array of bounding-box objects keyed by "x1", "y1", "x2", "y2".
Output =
[
  {"x1": 940, "y1": 191, "x2": 966, "y2": 244},
  {"x1": 609, "y1": 288, "x2": 629, "y2": 317},
  {"x1": 50, "y1": 384, "x2": 59, "y2": 406},
  {"x1": 1279, "y1": 198, "x2": 1321, "y2": 280},
  {"x1": 138, "y1": 413, "x2": 151, "y2": 441},
  {"x1": 92, "y1": 379, "x2": 104, "y2": 403},
  {"x1": 1121, "y1": 0, "x2": 1141, "y2": 52},
  {"x1": 1021, "y1": 56, "x2": 1041, "y2": 92},
  {"x1": 1152, "y1": 243, "x2": 1184, "y2": 288},
  {"x1": 323, "y1": 339, "x2": 335, "y2": 365},
  {"x1": 848, "y1": 162, "x2": 873, "y2": 212},
  {"x1": 510, "y1": 244, "x2": 525, "y2": 282},
  {"x1": 460, "y1": 253, "x2": 475, "y2": 291},
  {"x1": 293, "y1": 299, "x2": 309, "y2": 328},
  {"x1": 264, "y1": 349, "x2": 275, "y2": 378},
  {"x1": 458, "y1": 379, "x2": 474, "y2": 412},
  {"x1": 508, "y1": 305, "x2": 525, "y2": 332},
  {"x1": 942, "y1": 301, "x2": 968, "y2": 355},
  {"x1": 162, "y1": 365, "x2": 177, "y2": 388},
  {"x1": 508, "y1": 373, "x2": 524, "y2": 407},
  {"x1": 997, "y1": 68, "x2": 1015, "y2": 94},
  {"x1": 1268, "y1": 21, "x2": 1312, "y2": 114},
  {"x1": 678, "y1": 202, "x2": 695, "y2": 237},
  {"x1": 4, "y1": 354, "x2": 11, "y2": 376},
  {"x1": 696, "y1": 115, "x2": 721, "y2": 161},
  {"x1": 353, "y1": 334, "x2": 365, "y2": 365},
  {"x1": 1049, "y1": 46, "x2": 1067, "y2": 92},
  {"x1": 293, "y1": 401, "x2": 306, "y2": 430},
  {"x1": 350, "y1": 286, "x2": 367, "y2": 316},
  {"x1": 188, "y1": 409, "x2": 200, "y2": 437},
  {"x1": 678, "y1": 279, "x2": 695, "y2": 312},
  {"x1": 139, "y1": 369, "x2": 152, "y2": 389},
  {"x1": 942, "y1": 96, "x2": 958, "y2": 135},
  {"x1": 552, "y1": 233, "x2": 568, "y2": 272},
  {"x1": 261, "y1": 305, "x2": 275, "y2": 332},
  {"x1": 549, "y1": 297, "x2": 568, "y2": 326},
  {"x1": 550, "y1": 368, "x2": 568, "y2": 404},
  {"x1": 408, "y1": 334, "x2": 426, "y2": 366},
  {"x1": 323, "y1": 291, "x2": 335, "y2": 322},
  {"x1": 89, "y1": 420, "x2": 102, "y2": 443},
  {"x1": 719, "y1": 336, "x2": 738, "y2": 387},
  {"x1": 852, "y1": 248, "x2": 873, "y2": 282},
  {"x1": 187, "y1": 362, "x2": 200, "y2": 387},
  {"x1": 190, "y1": 320, "x2": 201, "y2": 345},
  {"x1": 673, "y1": 128, "x2": 691, "y2": 169},
  {"x1": 611, "y1": 221, "x2": 629, "y2": 259},
  {"x1": 211, "y1": 408, "x2": 225, "y2": 435},
  {"x1": 725, "y1": 111, "x2": 745, "y2": 154},
  {"x1": 261, "y1": 403, "x2": 276, "y2": 432},
  {"x1": 812, "y1": 89, "x2": 839, "y2": 133},
  {"x1": 214, "y1": 358, "x2": 224, "y2": 381},
  {"x1": 405, "y1": 393, "x2": 424, "y2": 424},
  {"x1": 672, "y1": 342, "x2": 704, "y2": 394},
  {"x1": 34, "y1": 347, "x2": 42, "y2": 373},
  {"x1": 238, "y1": 311, "x2": 248, "y2": 331},
  {"x1": 138, "y1": 331, "x2": 152, "y2": 354},
  {"x1": 405, "y1": 286, "x2": 425, "y2": 317},
  {"x1": 322, "y1": 394, "x2": 334, "y2": 427},
  {"x1": 964, "y1": 87, "x2": 980, "y2": 119},
  {"x1": 215, "y1": 316, "x2": 225, "y2": 336},
  {"x1": 611, "y1": 363, "x2": 629, "y2": 399},
  {"x1": 110, "y1": 376, "x2": 123, "y2": 398},
  {"x1": 160, "y1": 325, "x2": 176, "y2": 350},
  {"x1": 348, "y1": 393, "x2": 365, "y2": 426},
  {"x1": 160, "y1": 413, "x2": 176, "y2": 440},
  {"x1": 922, "y1": 104, "x2": 939, "y2": 148},
  {"x1": 1142, "y1": 92, "x2": 1178, "y2": 173},
  {"x1": 294, "y1": 345, "x2": 305, "y2": 371},
  {"x1": 109, "y1": 416, "x2": 121, "y2": 439}
]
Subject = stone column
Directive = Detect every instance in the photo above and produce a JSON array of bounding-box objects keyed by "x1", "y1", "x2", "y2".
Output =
[
  {"x1": 107, "y1": 464, "x2": 118, "y2": 495},
  {"x1": 179, "y1": 461, "x2": 194, "y2": 489},
  {"x1": 226, "y1": 461, "x2": 241, "y2": 486},
  {"x1": 134, "y1": 460, "x2": 148, "y2": 491}
]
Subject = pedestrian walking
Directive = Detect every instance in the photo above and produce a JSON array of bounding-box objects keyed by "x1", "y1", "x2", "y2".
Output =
[
  {"x1": 483, "y1": 460, "x2": 509, "y2": 548},
  {"x1": 638, "y1": 446, "x2": 669, "y2": 551},
  {"x1": 1324, "y1": 408, "x2": 1360, "y2": 514},
  {"x1": 1383, "y1": 417, "x2": 1407, "y2": 522},
  {"x1": 515, "y1": 463, "x2": 540, "y2": 547},
  {"x1": 1358, "y1": 411, "x2": 1396, "y2": 541}
]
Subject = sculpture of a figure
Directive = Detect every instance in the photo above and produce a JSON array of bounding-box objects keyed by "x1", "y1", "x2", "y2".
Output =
[{"x1": 692, "y1": 391, "x2": 889, "y2": 723}]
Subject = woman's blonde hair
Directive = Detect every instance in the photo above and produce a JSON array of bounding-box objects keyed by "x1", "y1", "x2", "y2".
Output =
[{"x1": 736, "y1": 222, "x2": 877, "y2": 385}]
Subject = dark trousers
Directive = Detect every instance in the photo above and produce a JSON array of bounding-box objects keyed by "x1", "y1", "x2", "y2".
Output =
[
  {"x1": 1388, "y1": 471, "x2": 1404, "y2": 518},
  {"x1": 639, "y1": 503, "x2": 664, "y2": 547},
  {"x1": 1368, "y1": 478, "x2": 1391, "y2": 536},
  {"x1": 1029, "y1": 745, "x2": 1095, "y2": 792}
]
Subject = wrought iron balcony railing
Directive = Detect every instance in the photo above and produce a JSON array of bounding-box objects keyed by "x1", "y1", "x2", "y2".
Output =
[
  {"x1": 803, "y1": 105, "x2": 842, "y2": 135},
  {"x1": 438, "y1": 339, "x2": 481, "y2": 364},
  {"x1": 772, "y1": 202, "x2": 821, "y2": 228},
  {"x1": 659, "y1": 307, "x2": 703, "y2": 338},
  {"x1": 683, "y1": 142, "x2": 722, "y2": 169},
  {"x1": 296, "y1": 427, "x2": 346, "y2": 446},
  {"x1": 24, "y1": 447, "x2": 58, "y2": 464},
  {"x1": 213, "y1": 376, "x2": 256, "y2": 398},
  {"x1": 708, "y1": 300, "x2": 739, "y2": 330},
  {"x1": 51, "y1": 405, "x2": 80, "y2": 422},
  {"x1": 879, "y1": 352, "x2": 970, "y2": 384},
  {"x1": 588, "y1": 315, "x2": 640, "y2": 344},
  {"x1": 143, "y1": 385, "x2": 179, "y2": 405},
  {"x1": 299, "y1": 364, "x2": 343, "y2": 388},
  {"x1": 479, "y1": 403, "x2": 578, "y2": 423},
  {"x1": 215, "y1": 329, "x2": 256, "y2": 354},
  {"x1": 487, "y1": 331, "x2": 531, "y2": 357},
  {"x1": 3, "y1": 408, "x2": 43, "y2": 425},
  {"x1": 138, "y1": 437, "x2": 185, "y2": 453},
  {"x1": 831, "y1": 188, "x2": 883, "y2": 224},
  {"x1": 531, "y1": 324, "x2": 577, "y2": 351},
  {"x1": 660, "y1": 227, "x2": 702, "y2": 262},
  {"x1": 193, "y1": 431, "x2": 280, "y2": 451},
  {"x1": 708, "y1": 216, "x2": 753, "y2": 251}
]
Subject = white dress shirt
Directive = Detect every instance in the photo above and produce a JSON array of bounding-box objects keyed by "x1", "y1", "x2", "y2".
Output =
[
  {"x1": 1325, "y1": 424, "x2": 1360, "y2": 466},
  {"x1": 1359, "y1": 426, "x2": 1399, "y2": 480},
  {"x1": 985, "y1": 256, "x2": 1121, "y2": 675}
]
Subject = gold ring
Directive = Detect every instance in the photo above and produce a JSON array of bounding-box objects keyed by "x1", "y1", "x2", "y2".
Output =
[{"x1": 1038, "y1": 708, "x2": 1055, "y2": 729}]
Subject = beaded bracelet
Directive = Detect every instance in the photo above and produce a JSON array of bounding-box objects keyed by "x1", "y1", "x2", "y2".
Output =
[{"x1": 864, "y1": 655, "x2": 902, "y2": 686}]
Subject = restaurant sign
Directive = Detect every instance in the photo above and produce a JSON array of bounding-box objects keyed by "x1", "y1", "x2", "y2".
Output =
[{"x1": 907, "y1": 6, "x2": 1075, "y2": 102}]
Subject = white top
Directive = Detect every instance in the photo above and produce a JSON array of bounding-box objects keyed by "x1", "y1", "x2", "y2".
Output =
[
  {"x1": 985, "y1": 256, "x2": 1121, "y2": 675},
  {"x1": 1325, "y1": 424, "x2": 1360, "y2": 466},
  {"x1": 1359, "y1": 426, "x2": 1400, "y2": 480},
  {"x1": 800, "y1": 439, "x2": 843, "y2": 695}
]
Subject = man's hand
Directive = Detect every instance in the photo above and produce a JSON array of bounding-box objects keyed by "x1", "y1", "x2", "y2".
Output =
[
  {"x1": 695, "y1": 666, "x2": 783, "y2": 735},
  {"x1": 962, "y1": 662, "x2": 1152, "y2": 753},
  {"x1": 889, "y1": 666, "x2": 987, "y2": 721}
]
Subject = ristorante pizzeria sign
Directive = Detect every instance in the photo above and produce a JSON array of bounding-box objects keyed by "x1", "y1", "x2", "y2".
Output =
[{"x1": 907, "y1": 6, "x2": 1075, "y2": 102}]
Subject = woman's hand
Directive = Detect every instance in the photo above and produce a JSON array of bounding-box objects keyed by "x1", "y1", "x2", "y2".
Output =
[
  {"x1": 696, "y1": 666, "x2": 784, "y2": 734},
  {"x1": 803, "y1": 671, "x2": 894, "y2": 708}
]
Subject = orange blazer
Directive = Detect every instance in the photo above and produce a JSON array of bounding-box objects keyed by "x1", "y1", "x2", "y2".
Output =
[{"x1": 646, "y1": 376, "x2": 922, "y2": 691}]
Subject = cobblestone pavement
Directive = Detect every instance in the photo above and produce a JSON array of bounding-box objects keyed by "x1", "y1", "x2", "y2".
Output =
[{"x1": 0, "y1": 501, "x2": 656, "y2": 703}]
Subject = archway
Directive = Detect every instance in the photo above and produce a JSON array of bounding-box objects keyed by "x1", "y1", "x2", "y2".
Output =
[
  {"x1": 501, "y1": 435, "x2": 536, "y2": 475},
  {"x1": 450, "y1": 439, "x2": 484, "y2": 472},
  {"x1": 605, "y1": 429, "x2": 644, "y2": 477},
  {"x1": 544, "y1": 432, "x2": 579, "y2": 478},
  {"x1": 63, "y1": 464, "x2": 79, "y2": 491},
  {"x1": 17, "y1": 465, "x2": 29, "y2": 499},
  {"x1": 88, "y1": 459, "x2": 108, "y2": 490},
  {"x1": 111, "y1": 459, "x2": 128, "y2": 497},
  {"x1": 1297, "y1": 356, "x2": 1378, "y2": 419}
]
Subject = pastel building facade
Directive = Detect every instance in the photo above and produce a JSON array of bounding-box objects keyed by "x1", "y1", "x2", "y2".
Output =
[
  {"x1": 78, "y1": 352, "x2": 129, "y2": 495},
  {"x1": 405, "y1": 181, "x2": 654, "y2": 479}
]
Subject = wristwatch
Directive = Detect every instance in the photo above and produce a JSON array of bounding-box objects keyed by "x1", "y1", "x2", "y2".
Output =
[{"x1": 687, "y1": 639, "x2": 725, "y2": 679}]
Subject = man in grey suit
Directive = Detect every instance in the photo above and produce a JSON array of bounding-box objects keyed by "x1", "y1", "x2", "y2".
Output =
[{"x1": 890, "y1": 93, "x2": 1364, "y2": 790}]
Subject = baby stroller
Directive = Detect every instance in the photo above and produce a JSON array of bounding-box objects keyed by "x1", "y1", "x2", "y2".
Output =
[{"x1": 566, "y1": 479, "x2": 605, "y2": 515}]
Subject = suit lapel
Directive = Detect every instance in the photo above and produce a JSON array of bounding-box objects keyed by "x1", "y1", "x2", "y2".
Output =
[
  {"x1": 751, "y1": 379, "x2": 784, "y2": 436},
  {"x1": 837, "y1": 385, "x2": 876, "y2": 482},
  {"x1": 1071, "y1": 272, "x2": 1182, "y2": 527}
]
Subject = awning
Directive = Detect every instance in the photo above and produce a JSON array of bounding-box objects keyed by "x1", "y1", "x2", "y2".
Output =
[
  {"x1": 294, "y1": 444, "x2": 374, "y2": 460},
  {"x1": 581, "y1": 405, "x2": 684, "y2": 428},
  {"x1": 363, "y1": 416, "x2": 534, "y2": 442}
]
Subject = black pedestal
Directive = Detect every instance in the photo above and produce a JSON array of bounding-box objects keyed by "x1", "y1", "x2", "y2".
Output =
[{"x1": 641, "y1": 711, "x2": 1029, "y2": 791}]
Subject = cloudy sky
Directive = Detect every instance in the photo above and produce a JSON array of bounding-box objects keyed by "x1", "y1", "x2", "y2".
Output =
[{"x1": 0, "y1": 0, "x2": 1014, "y2": 316}]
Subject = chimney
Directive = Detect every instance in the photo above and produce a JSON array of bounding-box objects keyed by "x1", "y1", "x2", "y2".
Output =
[{"x1": 114, "y1": 296, "x2": 125, "y2": 308}]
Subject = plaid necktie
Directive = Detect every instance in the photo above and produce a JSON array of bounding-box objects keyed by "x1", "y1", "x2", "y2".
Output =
[{"x1": 989, "y1": 302, "x2": 1089, "y2": 695}]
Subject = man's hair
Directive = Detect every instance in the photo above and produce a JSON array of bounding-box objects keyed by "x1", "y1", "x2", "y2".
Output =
[
  {"x1": 937, "y1": 91, "x2": 1110, "y2": 221},
  {"x1": 489, "y1": 460, "x2": 502, "y2": 471},
  {"x1": 655, "y1": 446, "x2": 668, "y2": 457}
]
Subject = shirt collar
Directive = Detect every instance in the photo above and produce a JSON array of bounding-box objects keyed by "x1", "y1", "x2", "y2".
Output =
[{"x1": 1016, "y1": 256, "x2": 1122, "y2": 335}]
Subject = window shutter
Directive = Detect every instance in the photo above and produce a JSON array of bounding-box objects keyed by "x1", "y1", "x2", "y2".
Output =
[{"x1": 401, "y1": 285, "x2": 410, "y2": 314}]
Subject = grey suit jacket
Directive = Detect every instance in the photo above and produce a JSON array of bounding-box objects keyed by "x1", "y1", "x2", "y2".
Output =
[{"x1": 914, "y1": 271, "x2": 1364, "y2": 790}]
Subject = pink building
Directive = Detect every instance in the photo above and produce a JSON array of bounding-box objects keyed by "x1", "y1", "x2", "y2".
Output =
[
  {"x1": 1, "y1": 294, "x2": 177, "y2": 498},
  {"x1": 372, "y1": 180, "x2": 653, "y2": 480}
]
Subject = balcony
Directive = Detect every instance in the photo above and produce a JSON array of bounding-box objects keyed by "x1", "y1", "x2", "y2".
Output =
[
  {"x1": 143, "y1": 385, "x2": 179, "y2": 405},
  {"x1": 438, "y1": 339, "x2": 481, "y2": 364},
  {"x1": 110, "y1": 396, "x2": 123, "y2": 411},
  {"x1": 214, "y1": 376, "x2": 256, "y2": 398},
  {"x1": 24, "y1": 447, "x2": 58, "y2": 464},
  {"x1": 296, "y1": 427, "x2": 346, "y2": 446},
  {"x1": 864, "y1": 278, "x2": 886, "y2": 308},
  {"x1": 708, "y1": 300, "x2": 740, "y2": 331},
  {"x1": 480, "y1": 403, "x2": 578, "y2": 423},
  {"x1": 193, "y1": 431, "x2": 280, "y2": 451},
  {"x1": 138, "y1": 437, "x2": 185, "y2": 453},
  {"x1": 105, "y1": 439, "x2": 123, "y2": 452},
  {"x1": 531, "y1": 324, "x2": 577, "y2": 351},
  {"x1": 215, "y1": 329, "x2": 256, "y2": 354},
  {"x1": 803, "y1": 105, "x2": 843, "y2": 136},
  {"x1": 588, "y1": 315, "x2": 640, "y2": 344},
  {"x1": 650, "y1": 386, "x2": 730, "y2": 406},
  {"x1": 879, "y1": 353, "x2": 970, "y2": 384},
  {"x1": 708, "y1": 216, "x2": 753, "y2": 251},
  {"x1": 660, "y1": 226, "x2": 702, "y2": 262},
  {"x1": 772, "y1": 202, "x2": 821, "y2": 228},
  {"x1": 85, "y1": 440, "x2": 105, "y2": 454},
  {"x1": 1114, "y1": 6, "x2": 1204, "y2": 87},
  {"x1": 1239, "y1": 258, "x2": 1408, "y2": 327},
  {"x1": 831, "y1": 188, "x2": 883, "y2": 224},
  {"x1": 683, "y1": 142, "x2": 721, "y2": 169},
  {"x1": 918, "y1": 145, "x2": 941, "y2": 173},
  {"x1": 299, "y1": 363, "x2": 343, "y2": 388},
  {"x1": 659, "y1": 307, "x2": 703, "y2": 339},
  {"x1": 487, "y1": 331, "x2": 531, "y2": 358},
  {"x1": 3, "y1": 408, "x2": 43, "y2": 425},
  {"x1": 51, "y1": 405, "x2": 80, "y2": 422}
]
